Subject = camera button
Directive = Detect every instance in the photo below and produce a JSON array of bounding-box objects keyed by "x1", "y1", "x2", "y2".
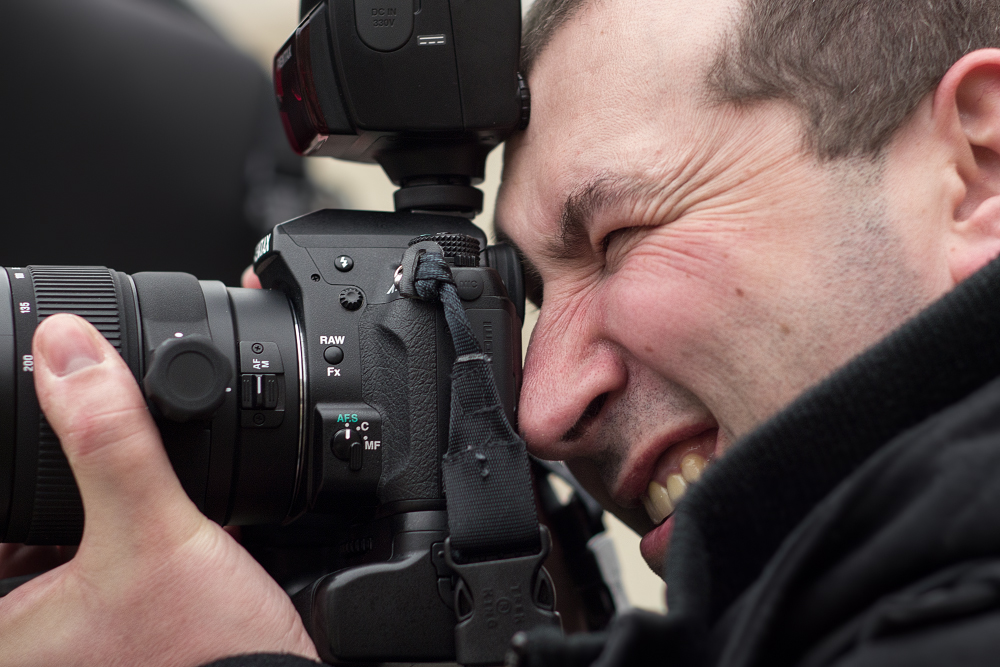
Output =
[
  {"x1": 324, "y1": 346, "x2": 345, "y2": 365},
  {"x1": 335, "y1": 255, "x2": 354, "y2": 272}
]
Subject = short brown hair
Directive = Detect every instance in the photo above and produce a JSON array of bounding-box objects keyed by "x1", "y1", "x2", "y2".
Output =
[{"x1": 522, "y1": 0, "x2": 1000, "y2": 160}]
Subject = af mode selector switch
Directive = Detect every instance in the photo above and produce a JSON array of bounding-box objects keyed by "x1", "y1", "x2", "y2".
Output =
[
  {"x1": 238, "y1": 341, "x2": 286, "y2": 428},
  {"x1": 331, "y1": 427, "x2": 363, "y2": 471},
  {"x1": 314, "y1": 404, "x2": 383, "y2": 504}
]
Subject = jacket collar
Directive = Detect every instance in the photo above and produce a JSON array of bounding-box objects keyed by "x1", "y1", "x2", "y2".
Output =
[{"x1": 665, "y1": 256, "x2": 1000, "y2": 624}]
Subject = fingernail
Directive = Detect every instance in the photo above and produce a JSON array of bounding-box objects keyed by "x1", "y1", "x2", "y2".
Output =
[{"x1": 37, "y1": 315, "x2": 103, "y2": 377}]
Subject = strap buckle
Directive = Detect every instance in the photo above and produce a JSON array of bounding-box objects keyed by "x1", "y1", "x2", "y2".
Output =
[{"x1": 445, "y1": 526, "x2": 562, "y2": 666}]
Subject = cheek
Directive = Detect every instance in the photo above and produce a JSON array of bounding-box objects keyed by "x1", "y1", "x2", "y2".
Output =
[
  {"x1": 598, "y1": 215, "x2": 811, "y2": 353},
  {"x1": 598, "y1": 243, "x2": 742, "y2": 373},
  {"x1": 594, "y1": 215, "x2": 806, "y2": 382}
]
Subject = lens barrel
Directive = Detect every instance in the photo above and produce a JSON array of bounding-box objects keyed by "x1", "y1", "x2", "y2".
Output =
[{"x1": 0, "y1": 266, "x2": 303, "y2": 544}]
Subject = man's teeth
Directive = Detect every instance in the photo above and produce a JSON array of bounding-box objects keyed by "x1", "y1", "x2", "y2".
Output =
[
  {"x1": 644, "y1": 481, "x2": 674, "y2": 524},
  {"x1": 644, "y1": 453, "x2": 709, "y2": 525},
  {"x1": 666, "y1": 474, "x2": 688, "y2": 502},
  {"x1": 681, "y1": 453, "x2": 707, "y2": 483}
]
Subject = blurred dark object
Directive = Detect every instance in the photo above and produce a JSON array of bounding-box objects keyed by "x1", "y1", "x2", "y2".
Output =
[
  {"x1": 0, "y1": 0, "x2": 334, "y2": 285},
  {"x1": 533, "y1": 460, "x2": 619, "y2": 633}
]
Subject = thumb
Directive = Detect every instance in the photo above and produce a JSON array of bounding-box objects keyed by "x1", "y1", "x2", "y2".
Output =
[{"x1": 32, "y1": 314, "x2": 202, "y2": 553}]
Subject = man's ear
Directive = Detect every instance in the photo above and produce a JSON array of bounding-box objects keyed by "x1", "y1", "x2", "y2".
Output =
[{"x1": 938, "y1": 49, "x2": 1000, "y2": 283}]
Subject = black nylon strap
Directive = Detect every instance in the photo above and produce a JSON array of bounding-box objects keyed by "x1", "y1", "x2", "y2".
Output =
[
  {"x1": 400, "y1": 243, "x2": 541, "y2": 563},
  {"x1": 444, "y1": 352, "x2": 541, "y2": 561}
]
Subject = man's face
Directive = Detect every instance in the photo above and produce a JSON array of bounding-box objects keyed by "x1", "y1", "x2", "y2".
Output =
[{"x1": 496, "y1": 0, "x2": 952, "y2": 569}]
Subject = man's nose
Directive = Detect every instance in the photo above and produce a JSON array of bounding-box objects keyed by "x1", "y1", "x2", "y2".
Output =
[{"x1": 517, "y1": 303, "x2": 626, "y2": 460}]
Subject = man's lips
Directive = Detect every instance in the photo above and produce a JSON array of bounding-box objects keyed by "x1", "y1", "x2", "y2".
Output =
[
  {"x1": 616, "y1": 426, "x2": 719, "y2": 526},
  {"x1": 639, "y1": 514, "x2": 675, "y2": 570}
]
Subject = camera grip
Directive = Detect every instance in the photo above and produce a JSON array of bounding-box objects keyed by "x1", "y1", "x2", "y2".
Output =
[{"x1": 360, "y1": 298, "x2": 451, "y2": 504}]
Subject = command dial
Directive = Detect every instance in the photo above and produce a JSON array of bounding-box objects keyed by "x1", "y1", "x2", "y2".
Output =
[{"x1": 339, "y1": 288, "x2": 364, "y2": 311}]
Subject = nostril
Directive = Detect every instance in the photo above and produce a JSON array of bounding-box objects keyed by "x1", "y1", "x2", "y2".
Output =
[
  {"x1": 562, "y1": 393, "x2": 609, "y2": 442},
  {"x1": 583, "y1": 393, "x2": 608, "y2": 420}
]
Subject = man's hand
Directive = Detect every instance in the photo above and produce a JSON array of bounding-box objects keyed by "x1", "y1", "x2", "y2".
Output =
[
  {"x1": 242, "y1": 266, "x2": 262, "y2": 289},
  {"x1": 0, "y1": 314, "x2": 320, "y2": 666}
]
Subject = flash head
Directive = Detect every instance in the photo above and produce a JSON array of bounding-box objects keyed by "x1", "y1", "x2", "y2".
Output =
[{"x1": 275, "y1": 0, "x2": 529, "y2": 216}]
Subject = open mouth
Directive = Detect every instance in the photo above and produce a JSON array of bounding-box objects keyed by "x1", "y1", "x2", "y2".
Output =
[{"x1": 641, "y1": 428, "x2": 717, "y2": 524}]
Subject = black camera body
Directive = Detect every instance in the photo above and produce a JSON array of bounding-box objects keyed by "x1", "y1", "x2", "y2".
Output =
[
  {"x1": 0, "y1": 212, "x2": 536, "y2": 663},
  {"x1": 252, "y1": 210, "x2": 522, "y2": 520},
  {"x1": 250, "y1": 209, "x2": 528, "y2": 663}
]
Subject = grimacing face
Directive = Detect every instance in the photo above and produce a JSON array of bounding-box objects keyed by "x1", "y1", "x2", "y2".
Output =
[{"x1": 495, "y1": 0, "x2": 975, "y2": 571}]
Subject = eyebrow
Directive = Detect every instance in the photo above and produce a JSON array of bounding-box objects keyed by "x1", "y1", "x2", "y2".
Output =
[
  {"x1": 548, "y1": 175, "x2": 655, "y2": 262},
  {"x1": 493, "y1": 174, "x2": 659, "y2": 285}
]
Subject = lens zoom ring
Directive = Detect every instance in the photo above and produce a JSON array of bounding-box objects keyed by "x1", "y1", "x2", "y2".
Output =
[{"x1": 26, "y1": 266, "x2": 121, "y2": 543}]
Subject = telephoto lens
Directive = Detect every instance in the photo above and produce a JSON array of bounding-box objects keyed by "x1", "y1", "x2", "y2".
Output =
[{"x1": 0, "y1": 266, "x2": 303, "y2": 544}]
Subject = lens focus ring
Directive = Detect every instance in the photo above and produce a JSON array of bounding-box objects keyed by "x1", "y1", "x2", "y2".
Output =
[{"x1": 33, "y1": 266, "x2": 124, "y2": 351}]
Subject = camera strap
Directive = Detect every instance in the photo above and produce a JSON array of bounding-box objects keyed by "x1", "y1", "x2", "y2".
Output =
[{"x1": 399, "y1": 241, "x2": 561, "y2": 665}]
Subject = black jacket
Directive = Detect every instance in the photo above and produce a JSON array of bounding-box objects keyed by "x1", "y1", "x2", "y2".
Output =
[{"x1": 210, "y1": 258, "x2": 1000, "y2": 667}]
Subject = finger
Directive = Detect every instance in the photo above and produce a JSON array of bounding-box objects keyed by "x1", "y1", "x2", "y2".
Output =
[
  {"x1": 241, "y1": 265, "x2": 262, "y2": 289},
  {"x1": 32, "y1": 314, "x2": 202, "y2": 554}
]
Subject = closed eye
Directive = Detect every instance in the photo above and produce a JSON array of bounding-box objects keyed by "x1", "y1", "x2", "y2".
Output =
[
  {"x1": 601, "y1": 226, "x2": 648, "y2": 270},
  {"x1": 524, "y1": 263, "x2": 544, "y2": 308}
]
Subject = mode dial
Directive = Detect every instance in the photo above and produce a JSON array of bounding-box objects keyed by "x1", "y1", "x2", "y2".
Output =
[{"x1": 143, "y1": 335, "x2": 233, "y2": 422}]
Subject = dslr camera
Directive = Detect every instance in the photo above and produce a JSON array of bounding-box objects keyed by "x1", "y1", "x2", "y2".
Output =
[{"x1": 0, "y1": 0, "x2": 571, "y2": 664}]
